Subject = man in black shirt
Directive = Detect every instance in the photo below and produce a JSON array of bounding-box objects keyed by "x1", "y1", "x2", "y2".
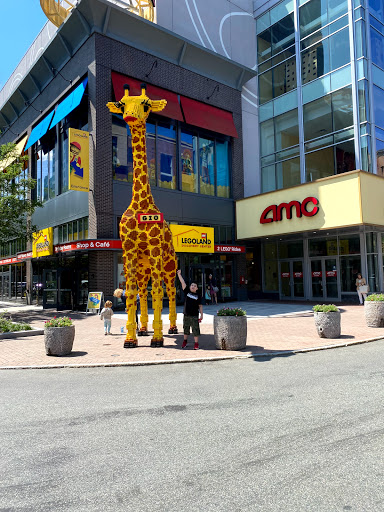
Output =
[{"x1": 177, "y1": 270, "x2": 203, "y2": 350}]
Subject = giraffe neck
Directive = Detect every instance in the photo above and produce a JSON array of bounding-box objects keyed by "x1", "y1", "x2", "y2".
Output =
[{"x1": 130, "y1": 123, "x2": 155, "y2": 208}]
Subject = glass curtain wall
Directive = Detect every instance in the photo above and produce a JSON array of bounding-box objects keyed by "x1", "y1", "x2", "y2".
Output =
[{"x1": 257, "y1": 0, "x2": 375, "y2": 192}]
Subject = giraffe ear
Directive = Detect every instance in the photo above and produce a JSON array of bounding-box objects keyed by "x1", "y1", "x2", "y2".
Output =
[
  {"x1": 151, "y1": 99, "x2": 167, "y2": 112},
  {"x1": 106, "y1": 101, "x2": 123, "y2": 114}
]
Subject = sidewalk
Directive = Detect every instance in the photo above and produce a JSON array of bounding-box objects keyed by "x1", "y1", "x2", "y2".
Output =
[{"x1": 1, "y1": 301, "x2": 383, "y2": 369}]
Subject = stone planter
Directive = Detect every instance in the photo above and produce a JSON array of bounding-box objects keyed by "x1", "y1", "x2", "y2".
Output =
[
  {"x1": 214, "y1": 316, "x2": 247, "y2": 350},
  {"x1": 364, "y1": 301, "x2": 384, "y2": 327},
  {"x1": 44, "y1": 325, "x2": 75, "y2": 356},
  {"x1": 314, "y1": 311, "x2": 341, "y2": 338}
]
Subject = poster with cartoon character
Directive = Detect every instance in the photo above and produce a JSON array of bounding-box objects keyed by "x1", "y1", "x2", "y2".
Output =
[{"x1": 68, "y1": 128, "x2": 89, "y2": 192}]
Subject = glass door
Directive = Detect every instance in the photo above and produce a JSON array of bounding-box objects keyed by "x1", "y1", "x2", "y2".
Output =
[
  {"x1": 43, "y1": 269, "x2": 58, "y2": 308},
  {"x1": 279, "y1": 260, "x2": 304, "y2": 299},
  {"x1": 311, "y1": 258, "x2": 339, "y2": 300}
]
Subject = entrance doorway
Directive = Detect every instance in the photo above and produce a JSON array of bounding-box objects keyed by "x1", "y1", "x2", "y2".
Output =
[
  {"x1": 279, "y1": 260, "x2": 304, "y2": 299},
  {"x1": 189, "y1": 265, "x2": 220, "y2": 304},
  {"x1": 310, "y1": 258, "x2": 339, "y2": 301}
]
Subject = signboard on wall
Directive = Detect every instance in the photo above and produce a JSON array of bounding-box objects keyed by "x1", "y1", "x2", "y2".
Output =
[
  {"x1": 32, "y1": 228, "x2": 53, "y2": 258},
  {"x1": 69, "y1": 128, "x2": 89, "y2": 192},
  {"x1": 170, "y1": 225, "x2": 214, "y2": 253}
]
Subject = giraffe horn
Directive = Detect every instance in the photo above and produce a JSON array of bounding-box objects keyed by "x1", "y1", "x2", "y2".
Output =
[
  {"x1": 141, "y1": 83, "x2": 147, "y2": 95},
  {"x1": 124, "y1": 84, "x2": 130, "y2": 98}
]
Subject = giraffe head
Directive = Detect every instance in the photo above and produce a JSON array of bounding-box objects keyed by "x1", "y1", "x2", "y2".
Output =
[{"x1": 106, "y1": 83, "x2": 167, "y2": 126}]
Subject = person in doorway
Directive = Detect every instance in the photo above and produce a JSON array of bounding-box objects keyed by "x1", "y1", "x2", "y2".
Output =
[
  {"x1": 177, "y1": 270, "x2": 203, "y2": 350},
  {"x1": 100, "y1": 300, "x2": 114, "y2": 335},
  {"x1": 355, "y1": 273, "x2": 368, "y2": 304},
  {"x1": 207, "y1": 273, "x2": 218, "y2": 305}
]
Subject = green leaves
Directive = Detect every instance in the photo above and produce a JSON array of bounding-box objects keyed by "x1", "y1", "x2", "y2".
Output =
[
  {"x1": 0, "y1": 142, "x2": 42, "y2": 244},
  {"x1": 217, "y1": 307, "x2": 246, "y2": 317},
  {"x1": 365, "y1": 294, "x2": 384, "y2": 301},
  {"x1": 44, "y1": 316, "x2": 73, "y2": 328},
  {"x1": 313, "y1": 304, "x2": 339, "y2": 313}
]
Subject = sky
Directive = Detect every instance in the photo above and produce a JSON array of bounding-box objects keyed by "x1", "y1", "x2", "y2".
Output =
[{"x1": 0, "y1": 1, "x2": 48, "y2": 89}]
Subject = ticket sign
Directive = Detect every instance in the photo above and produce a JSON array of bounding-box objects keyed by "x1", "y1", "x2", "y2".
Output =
[
  {"x1": 281, "y1": 272, "x2": 290, "y2": 278},
  {"x1": 294, "y1": 272, "x2": 303, "y2": 278},
  {"x1": 69, "y1": 128, "x2": 89, "y2": 192},
  {"x1": 137, "y1": 213, "x2": 164, "y2": 223},
  {"x1": 87, "y1": 292, "x2": 103, "y2": 312},
  {"x1": 326, "y1": 270, "x2": 337, "y2": 277},
  {"x1": 312, "y1": 271, "x2": 322, "y2": 278},
  {"x1": 32, "y1": 228, "x2": 53, "y2": 258}
]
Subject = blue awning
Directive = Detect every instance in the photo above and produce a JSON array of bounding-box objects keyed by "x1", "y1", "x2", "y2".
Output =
[
  {"x1": 25, "y1": 111, "x2": 55, "y2": 151},
  {"x1": 49, "y1": 77, "x2": 88, "y2": 129}
]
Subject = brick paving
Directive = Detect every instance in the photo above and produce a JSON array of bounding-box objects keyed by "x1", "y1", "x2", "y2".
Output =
[{"x1": 1, "y1": 301, "x2": 383, "y2": 369}]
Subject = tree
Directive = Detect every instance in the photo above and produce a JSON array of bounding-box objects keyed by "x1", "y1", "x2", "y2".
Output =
[{"x1": 0, "y1": 142, "x2": 42, "y2": 245}]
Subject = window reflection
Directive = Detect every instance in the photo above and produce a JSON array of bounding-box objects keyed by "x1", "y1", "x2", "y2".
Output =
[
  {"x1": 157, "y1": 122, "x2": 176, "y2": 190},
  {"x1": 216, "y1": 141, "x2": 230, "y2": 198},
  {"x1": 199, "y1": 138, "x2": 215, "y2": 196},
  {"x1": 181, "y1": 129, "x2": 198, "y2": 193}
]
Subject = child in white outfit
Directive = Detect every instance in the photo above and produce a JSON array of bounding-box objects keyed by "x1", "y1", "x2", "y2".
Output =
[{"x1": 100, "y1": 300, "x2": 114, "y2": 335}]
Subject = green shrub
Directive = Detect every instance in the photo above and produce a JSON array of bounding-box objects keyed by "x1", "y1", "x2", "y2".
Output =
[
  {"x1": 0, "y1": 313, "x2": 32, "y2": 333},
  {"x1": 44, "y1": 316, "x2": 73, "y2": 328},
  {"x1": 365, "y1": 293, "x2": 384, "y2": 302},
  {"x1": 217, "y1": 307, "x2": 246, "y2": 317},
  {"x1": 313, "y1": 304, "x2": 339, "y2": 313}
]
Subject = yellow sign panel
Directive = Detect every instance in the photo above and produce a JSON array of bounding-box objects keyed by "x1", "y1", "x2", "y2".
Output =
[
  {"x1": 87, "y1": 292, "x2": 103, "y2": 310},
  {"x1": 69, "y1": 128, "x2": 89, "y2": 192},
  {"x1": 32, "y1": 228, "x2": 53, "y2": 258},
  {"x1": 170, "y1": 225, "x2": 214, "y2": 253}
]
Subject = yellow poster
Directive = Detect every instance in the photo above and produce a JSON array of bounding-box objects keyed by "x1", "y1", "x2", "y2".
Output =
[
  {"x1": 32, "y1": 228, "x2": 53, "y2": 258},
  {"x1": 69, "y1": 128, "x2": 89, "y2": 192},
  {"x1": 87, "y1": 292, "x2": 103, "y2": 310},
  {"x1": 170, "y1": 225, "x2": 214, "y2": 253}
]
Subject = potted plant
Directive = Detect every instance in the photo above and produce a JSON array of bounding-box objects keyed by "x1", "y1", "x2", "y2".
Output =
[
  {"x1": 313, "y1": 304, "x2": 341, "y2": 338},
  {"x1": 364, "y1": 293, "x2": 384, "y2": 327},
  {"x1": 214, "y1": 307, "x2": 247, "y2": 350},
  {"x1": 44, "y1": 316, "x2": 75, "y2": 356}
]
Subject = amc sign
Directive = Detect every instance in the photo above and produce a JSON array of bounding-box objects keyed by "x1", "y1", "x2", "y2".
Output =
[{"x1": 260, "y1": 197, "x2": 319, "y2": 224}]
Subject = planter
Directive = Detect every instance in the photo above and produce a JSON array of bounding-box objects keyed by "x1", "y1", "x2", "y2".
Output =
[
  {"x1": 314, "y1": 311, "x2": 341, "y2": 338},
  {"x1": 214, "y1": 316, "x2": 247, "y2": 350},
  {"x1": 44, "y1": 325, "x2": 75, "y2": 356},
  {"x1": 364, "y1": 301, "x2": 384, "y2": 327}
]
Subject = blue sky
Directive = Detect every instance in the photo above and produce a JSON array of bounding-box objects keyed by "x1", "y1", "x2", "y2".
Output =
[{"x1": 0, "y1": 1, "x2": 47, "y2": 89}]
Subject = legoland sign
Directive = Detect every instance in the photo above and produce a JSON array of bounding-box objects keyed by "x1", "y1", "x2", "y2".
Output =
[
  {"x1": 170, "y1": 225, "x2": 214, "y2": 253},
  {"x1": 260, "y1": 197, "x2": 319, "y2": 224}
]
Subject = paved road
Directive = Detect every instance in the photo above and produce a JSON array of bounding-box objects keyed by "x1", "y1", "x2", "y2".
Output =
[{"x1": 1, "y1": 341, "x2": 383, "y2": 511}]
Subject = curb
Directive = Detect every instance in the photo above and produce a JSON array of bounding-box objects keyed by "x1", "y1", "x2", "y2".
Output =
[
  {"x1": 0, "y1": 328, "x2": 44, "y2": 339},
  {"x1": 1, "y1": 335, "x2": 383, "y2": 370}
]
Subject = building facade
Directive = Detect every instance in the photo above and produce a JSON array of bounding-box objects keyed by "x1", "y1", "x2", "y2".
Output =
[{"x1": 0, "y1": 0, "x2": 254, "y2": 308}]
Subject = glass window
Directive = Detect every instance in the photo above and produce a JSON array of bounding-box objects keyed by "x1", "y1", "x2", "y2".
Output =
[
  {"x1": 60, "y1": 128, "x2": 69, "y2": 193},
  {"x1": 367, "y1": 253, "x2": 379, "y2": 292},
  {"x1": 112, "y1": 115, "x2": 133, "y2": 182},
  {"x1": 373, "y1": 86, "x2": 384, "y2": 129},
  {"x1": 275, "y1": 109, "x2": 299, "y2": 150},
  {"x1": 355, "y1": 20, "x2": 366, "y2": 59},
  {"x1": 369, "y1": 0, "x2": 384, "y2": 22},
  {"x1": 376, "y1": 138, "x2": 384, "y2": 175},
  {"x1": 260, "y1": 119, "x2": 275, "y2": 156},
  {"x1": 303, "y1": 94, "x2": 332, "y2": 141},
  {"x1": 259, "y1": 70, "x2": 273, "y2": 104},
  {"x1": 370, "y1": 27, "x2": 384, "y2": 69},
  {"x1": 335, "y1": 139, "x2": 355, "y2": 174},
  {"x1": 332, "y1": 86, "x2": 353, "y2": 131},
  {"x1": 261, "y1": 164, "x2": 276, "y2": 192},
  {"x1": 181, "y1": 129, "x2": 198, "y2": 193},
  {"x1": 264, "y1": 260, "x2": 278, "y2": 291},
  {"x1": 41, "y1": 151, "x2": 49, "y2": 203},
  {"x1": 199, "y1": 137, "x2": 215, "y2": 196},
  {"x1": 265, "y1": 241, "x2": 278, "y2": 259},
  {"x1": 68, "y1": 222, "x2": 73, "y2": 242},
  {"x1": 273, "y1": 58, "x2": 297, "y2": 98},
  {"x1": 157, "y1": 122, "x2": 177, "y2": 190},
  {"x1": 340, "y1": 256, "x2": 361, "y2": 292},
  {"x1": 309, "y1": 238, "x2": 337, "y2": 256},
  {"x1": 276, "y1": 157, "x2": 301, "y2": 189},
  {"x1": 216, "y1": 141, "x2": 230, "y2": 198},
  {"x1": 257, "y1": 13, "x2": 295, "y2": 64},
  {"x1": 279, "y1": 241, "x2": 304, "y2": 258},
  {"x1": 339, "y1": 235, "x2": 360, "y2": 254},
  {"x1": 300, "y1": 0, "x2": 348, "y2": 39},
  {"x1": 366, "y1": 232, "x2": 377, "y2": 253},
  {"x1": 73, "y1": 221, "x2": 78, "y2": 241},
  {"x1": 306, "y1": 146, "x2": 335, "y2": 181},
  {"x1": 330, "y1": 28, "x2": 350, "y2": 71},
  {"x1": 84, "y1": 217, "x2": 88, "y2": 239},
  {"x1": 358, "y1": 80, "x2": 369, "y2": 123},
  {"x1": 301, "y1": 37, "x2": 330, "y2": 84}
]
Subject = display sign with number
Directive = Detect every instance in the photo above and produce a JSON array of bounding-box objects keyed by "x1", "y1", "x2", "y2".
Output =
[{"x1": 137, "y1": 213, "x2": 164, "y2": 223}]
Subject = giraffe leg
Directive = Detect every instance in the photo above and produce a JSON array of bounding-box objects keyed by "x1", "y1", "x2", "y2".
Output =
[
  {"x1": 150, "y1": 257, "x2": 164, "y2": 347},
  {"x1": 137, "y1": 270, "x2": 150, "y2": 336},
  {"x1": 124, "y1": 257, "x2": 138, "y2": 348},
  {"x1": 167, "y1": 287, "x2": 178, "y2": 334}
]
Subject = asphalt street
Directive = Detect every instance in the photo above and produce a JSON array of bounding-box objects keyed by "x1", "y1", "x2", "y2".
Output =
[{"x1": 1, "y1": 340, "x2": 384, "y2": 512}]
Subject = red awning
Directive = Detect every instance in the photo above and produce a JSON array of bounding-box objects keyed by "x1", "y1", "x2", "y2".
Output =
[
  {"x1": 180, "y1": 96, "x2": 238, "y2": 138},
  {"x1": 111, "y1": 71, "x2": 184, "y2": 122}
]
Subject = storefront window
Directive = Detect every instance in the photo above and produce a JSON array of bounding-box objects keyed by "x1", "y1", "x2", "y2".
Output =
[
  {"x1": 340, "y1": 256, "x2": 361, "y2": 292},
  {"x1": 158, "y1": 122, "x2": 176, "y2": 190},
  {"x1": 199, "y1": 137, "x2": 215, "y2": 196},
  {"x1": 276, "y1": 157, "x2": 301, "y2": 189},
  {"x1": 300, "y1": 0, "x2": 348, "y2": 39},
  {"x1": 146, "y1": 122, "x2": 156, "y2": 187},
  {"x1": 309, "y1": 238, "x2": 338, "y2": 256},
  {"x1": 279, "y1": 241, "x2": 304, "y2": 258},
  {"x1": 216, "y1": 141, "x2": 230, "y2": 198},
  {"x1": 181, "y1": 129, "x2": 198, "y2": 193},
  {"x1": 338, "y1": 235, "x2": 360, "y2": 254},
  {"x1": 264, "y1": 260, "x2": 278, "y2": 291}
]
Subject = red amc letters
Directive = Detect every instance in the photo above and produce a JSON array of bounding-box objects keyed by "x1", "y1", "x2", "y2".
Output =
[{"x1": 260, "y1": 197, "x2": 319, "y2": 224}]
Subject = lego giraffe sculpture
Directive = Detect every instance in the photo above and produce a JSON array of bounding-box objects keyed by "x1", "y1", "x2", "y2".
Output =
[{"x1": 107, "y1": 84, "x2": 178, "y2": 347}]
